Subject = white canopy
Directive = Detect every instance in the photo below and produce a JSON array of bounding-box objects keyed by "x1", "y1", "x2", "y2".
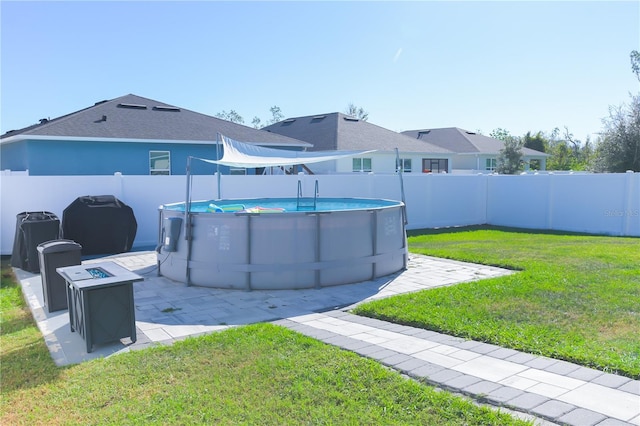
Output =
[{"x1": 195, "y1": 134, "x2": 375, "y2": 168}]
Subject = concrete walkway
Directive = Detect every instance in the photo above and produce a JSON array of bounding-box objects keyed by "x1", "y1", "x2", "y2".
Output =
[{"x1": 16, "y1": 251, "x2": 640, "y2": 426}]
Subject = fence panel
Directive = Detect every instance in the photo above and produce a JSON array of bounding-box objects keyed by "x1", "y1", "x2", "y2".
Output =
[
  {"x1": 486, "y1": 172, "x2": 640, "y2": 236},
  {"x1": 1, "y1": 173, "x2": 638, "y2": 255},
  {"x1": 486, "y1": 174, "x2": 551, "y2": 230},
  {"x1": 403, "y1": 174, "x2": 487, "y2": 229},
  {"x1": 554, "y1": 172, "x2": 639, "y2": 236}
]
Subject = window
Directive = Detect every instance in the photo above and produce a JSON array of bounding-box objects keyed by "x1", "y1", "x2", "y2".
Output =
[
  {"x1": 149, "y1": 151, "x2": 170, "y2": 175},
  {"x1": 485, "y1": 158, "x2": 497, "y2": 171},
  {"x1": 229, "y1": 167, "x2": 246, "y2": 175},
  {"x1": 422, "y1": 159, "x2": 448, "y2": 173},
  {"x1": 396, "y1": 158, "x2": 412, "y2": 173},
  {"x1": 352, "y1": 157, "x2": 372, "y2": 172}
]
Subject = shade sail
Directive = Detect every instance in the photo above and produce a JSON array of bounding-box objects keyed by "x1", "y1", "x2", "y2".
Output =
[{"x1": 195, "y1": 134, "x2": 375, "y2": 168}]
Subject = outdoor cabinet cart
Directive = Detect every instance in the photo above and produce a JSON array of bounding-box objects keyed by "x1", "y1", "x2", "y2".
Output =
[{"x1": 56, "y1": 261, "x2": 142, "y2": 353}]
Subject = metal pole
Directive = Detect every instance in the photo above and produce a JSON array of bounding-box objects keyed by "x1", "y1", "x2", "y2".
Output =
[
  {"x1": 372, "y1": 210, "x2": 378, "y2": 279},
  {"x1": 245, "y1": 215, "x2": 252, "y2": 291},
  {"x1": 185, "y1": 155, "x2": 192, "y2": 240},
  {"x1": 156, "y1": 208, "x2": 162, "y2": 276},
  {"x1": 395, "y1": 148, "x2": 408, "y2": 225},
  {"x1": 185, "y1": 156, "x2": 193, "y2": 286},
  {"x1": 216, "y1": 133, "x2": 222, "y2": 200},
  {"x1": 314, "y1": 213, "x2": 321, "y2": 289}
]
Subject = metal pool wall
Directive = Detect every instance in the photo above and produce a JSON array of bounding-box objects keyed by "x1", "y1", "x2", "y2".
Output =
[{"x1": 157, "y1": 201, "x2": 407, "y2": 290}]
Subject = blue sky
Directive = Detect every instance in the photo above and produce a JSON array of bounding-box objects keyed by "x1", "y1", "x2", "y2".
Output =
[{"x1": 2, "y1": 1, "x2": 638, "y2": 142}]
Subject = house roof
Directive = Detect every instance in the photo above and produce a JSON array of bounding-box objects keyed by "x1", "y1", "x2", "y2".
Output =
[
  {"x1": 263, "y1": 113, "x2": 452, "y2": 155},
  {"x1": 402, "y1": 127, "x2": 548, "y2": 157},
  {"x1": 1, "y1": 94, "x2": 312, "y2": 148}
]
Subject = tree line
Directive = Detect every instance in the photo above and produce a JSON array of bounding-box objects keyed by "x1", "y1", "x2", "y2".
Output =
[
  {"x1": 485, "y1": 50, "x2": 639, "y2": 174},
  {"x1": 488, "y1": 126, "x2": 597, "y2": 174}
]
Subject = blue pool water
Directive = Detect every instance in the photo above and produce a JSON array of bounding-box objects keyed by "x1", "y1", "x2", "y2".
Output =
[{"x1": 162, "y1": 198, "x2": 403, "y2": 213}]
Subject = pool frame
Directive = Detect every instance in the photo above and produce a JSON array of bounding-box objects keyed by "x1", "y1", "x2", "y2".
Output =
[{"x1": 157, "y1": 198, "x2": 408, "y2": 290}]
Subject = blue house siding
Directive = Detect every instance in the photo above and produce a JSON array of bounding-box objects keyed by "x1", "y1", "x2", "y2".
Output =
[
  {"x1": 0, "y1": 141, "x2": 27, "y2": 171},
  {"x1": 3, "y1": 139, "x2": 254, "y2": 176}
]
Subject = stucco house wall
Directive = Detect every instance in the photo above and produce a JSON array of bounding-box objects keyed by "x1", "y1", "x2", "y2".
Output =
[
  {"x1": 402, "y1": 128, "x2": 549, "y2": 173},
  {"x1": 0, "y1": 141, "x2": 27, "y2": 171},
  {"x1": 330, "y1": 152, "x2": 452, "y2": 174}
]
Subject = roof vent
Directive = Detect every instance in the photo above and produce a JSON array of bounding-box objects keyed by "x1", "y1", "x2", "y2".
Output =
[
  {"x1": 343, "y1": 116, "x2": 359, "y2": 122},
  {"x1": 465, "y1": 131, "x2": 476, "y2": 135},
  {"x1": 39, "y1": 118, "x2": 49, "y2": 124},
  {"x1": 312, "y1": 115, "x2": 326, "y2": 120},
  {"x1": 153, "y1": 105, "x2": 181, "y2": 112},
  {"x1": 417, "y1": 130, "x2": 430, "y2": 138},
  {"x1": 283, "y1": 118, "x2": 296, "y2": 123},
  {"x1": 117, "y1": 103, "x2": 147, "y2": 109},
  {"x1": 94, "y1": 100, "x2": 108, "y2": 106}
]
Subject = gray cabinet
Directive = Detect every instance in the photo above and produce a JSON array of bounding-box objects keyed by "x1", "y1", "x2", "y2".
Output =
[{"x1": 57, "y1": 262, "x2": 142, "y2": 353}]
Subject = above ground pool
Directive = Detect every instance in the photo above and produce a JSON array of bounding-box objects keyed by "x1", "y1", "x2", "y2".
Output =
[{"x1": 157, "y1": 198, "x2": 408, "y2": 290}]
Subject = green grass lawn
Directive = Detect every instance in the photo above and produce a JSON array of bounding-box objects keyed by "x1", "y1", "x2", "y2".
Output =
[
  {"x1": 0, "y1": 261, "x2": 529, "y2": 425},
  {"x1": 353, "y1": 227, "x2": 640, "y2": 378}
]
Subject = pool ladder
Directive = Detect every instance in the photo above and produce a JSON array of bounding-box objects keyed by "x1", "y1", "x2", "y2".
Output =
[{"x1": 297, "y1": 180, "x2": 318, "y2": 211}]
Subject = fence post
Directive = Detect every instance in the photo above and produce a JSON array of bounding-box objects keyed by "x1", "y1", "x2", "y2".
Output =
[
  {"x1": 423, "y1": 173, "x2": 432, "y2": 228},
  {"x1": 483, "y1": 173, "x2": 489, "y2": 226},
  {"x1": 622, "y1": 171, "x2": 637, "y2": 236},
  {"x1": 546, "y1": 173, "x2": 555, "y2": 231},
  {"x1": 113, "y1": 172, "x2": 124, "y2": 201}
]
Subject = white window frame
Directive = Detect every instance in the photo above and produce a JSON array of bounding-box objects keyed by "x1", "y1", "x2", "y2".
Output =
[
  {"x1": 229, "y1": 167, "x2": 247, "y2": 175},
  {"x1": 149, "y1": 150, "x2": 171, "y2": 175},
  {"x1": 486, "y1": 158, "x2": 497, "y2": 171},
  {"x1": 352, "y1": 157, "x2": 372, "y2": 173},
  {"x1": 396, "y1": 158, "x2": 412, "y2": 173}
]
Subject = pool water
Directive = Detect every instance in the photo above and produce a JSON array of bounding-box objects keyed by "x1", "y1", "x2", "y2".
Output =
[{"x1": 163, "y1": 198, "x2": 403, "y2": 213}]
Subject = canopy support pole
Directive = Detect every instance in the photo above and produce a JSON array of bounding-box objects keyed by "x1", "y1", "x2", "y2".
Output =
[
  {"x1": 395, "y1": 148, "x2": 408, "y2": 225},
  {"x1": 185, "y1": 155, "x2": 193, "y2": 286},
  {"x1": 216, "y1": 133, "x2": 222, "y2": 200}
]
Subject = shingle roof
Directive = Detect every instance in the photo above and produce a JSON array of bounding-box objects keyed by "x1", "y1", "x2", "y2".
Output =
[
  {"x1": 1, "y1": 94, "x2": 311, "y2": 148},
  {"x1": 263, "y1": 113, "x2": 452, "y2": 154},
  {"x1": 402, "y1": 127, "x2": 547, "y2": 156}
]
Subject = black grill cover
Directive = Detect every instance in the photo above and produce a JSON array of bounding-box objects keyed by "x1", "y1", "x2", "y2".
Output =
[
  {"x1": 62, "y1": 195, "x2": 137, "y2": 255},
  {"x1": 11, "y1": 211, "x2": 61, "y2": 272}
]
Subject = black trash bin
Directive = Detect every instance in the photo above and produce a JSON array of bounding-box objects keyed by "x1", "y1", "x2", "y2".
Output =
[
  {"x1": 37, "y1": 240, "x2": 82, "y2": 313},
  {"x1": 11, "y1": 212, "x2": 61, "y2": 273}
]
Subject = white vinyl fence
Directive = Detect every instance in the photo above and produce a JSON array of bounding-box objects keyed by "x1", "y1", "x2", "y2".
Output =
[{"x1": 1, "y1": 172, "x2": 638, "y2": 255}]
